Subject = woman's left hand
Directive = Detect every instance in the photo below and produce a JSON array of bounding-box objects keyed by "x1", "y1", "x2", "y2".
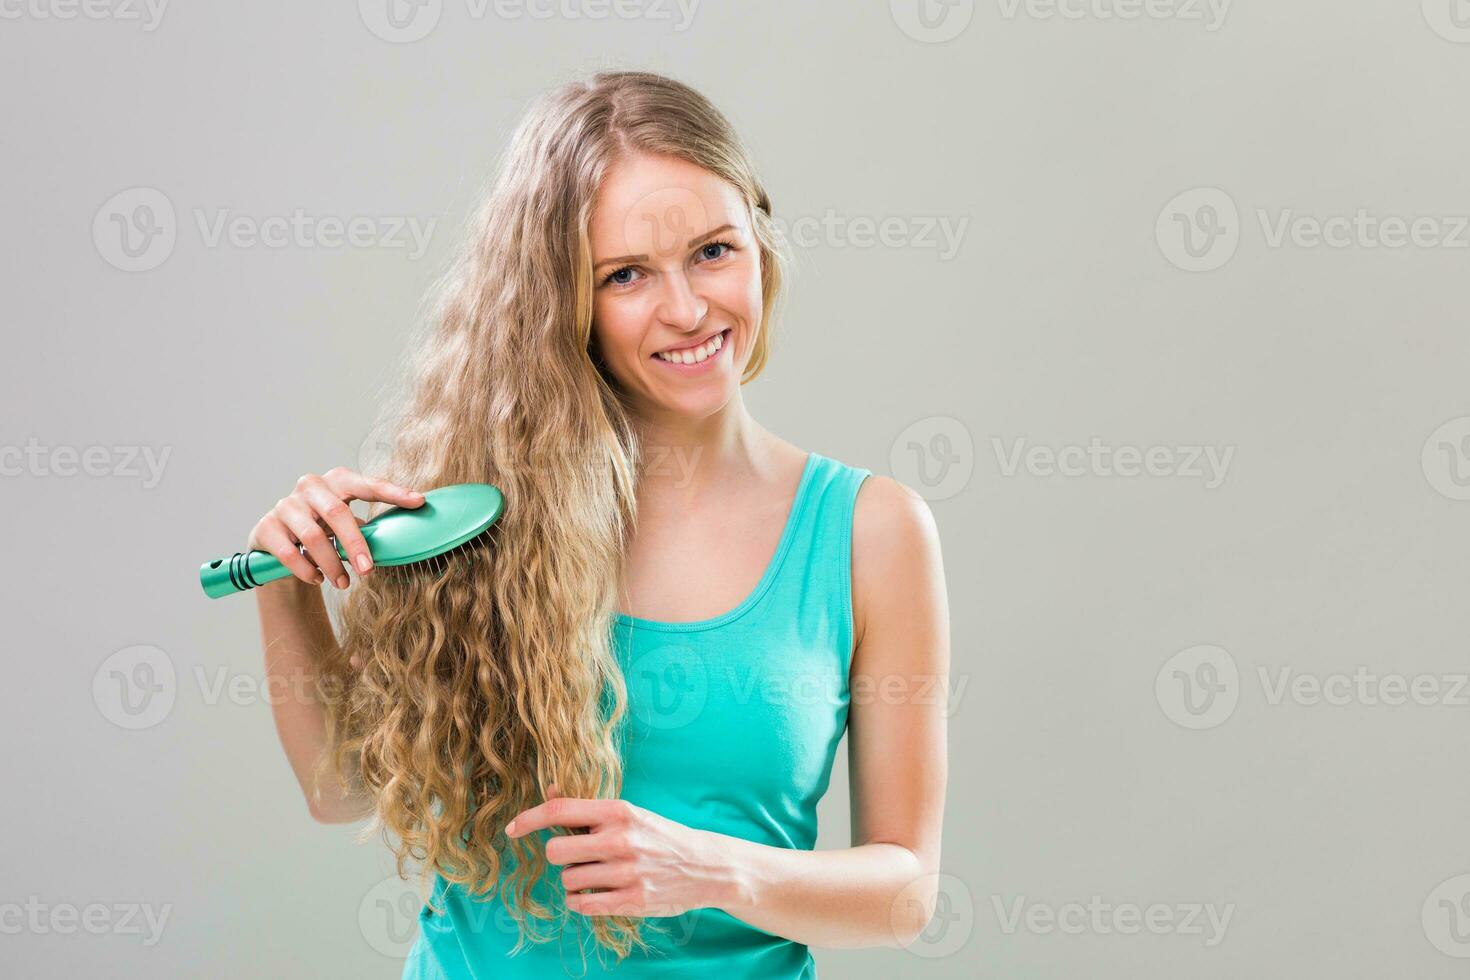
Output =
[{"x1": 506, "y1": 785, "x2": 745, "y2": 918}]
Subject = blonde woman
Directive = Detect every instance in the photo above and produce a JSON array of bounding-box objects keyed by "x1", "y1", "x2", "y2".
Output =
[{"x1": 249, "y1": 70, "x2": 950, "y2": 978}]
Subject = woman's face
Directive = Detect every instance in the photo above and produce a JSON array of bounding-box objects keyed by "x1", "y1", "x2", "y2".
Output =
[{"x1": 588, "y1": 152, "x2": 763, "y2": 421}]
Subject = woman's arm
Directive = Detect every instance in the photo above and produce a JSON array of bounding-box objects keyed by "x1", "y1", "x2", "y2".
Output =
[
  {"x1": 714, "y1": 475, "x2": 950, "y2": 947},
  {"x1": 255, "y1": 576, "x2": 373, "y2": 824}
]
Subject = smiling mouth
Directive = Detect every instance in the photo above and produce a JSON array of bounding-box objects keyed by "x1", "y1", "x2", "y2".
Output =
[{"x1": 652, "y1": 328, "x2": 730, "y2": 365}]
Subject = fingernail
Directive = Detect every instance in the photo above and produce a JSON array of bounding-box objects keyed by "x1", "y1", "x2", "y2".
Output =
[
  {"x1": 355, "y1": 554, "x2": 372, "y2": 572},
  {"x1": 505, "y1": 819, "x2": 517, "y2": 836},
  {"x1": 336, "y1": 575, "x2": 350, "y2": 589}
]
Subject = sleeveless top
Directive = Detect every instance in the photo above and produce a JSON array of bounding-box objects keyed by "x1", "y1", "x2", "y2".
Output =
[{"x1": 403, "y1": 451, "x2": 873, "y2": 979}]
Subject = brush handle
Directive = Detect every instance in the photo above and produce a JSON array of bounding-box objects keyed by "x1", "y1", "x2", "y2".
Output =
[{"x1": 200, "y1": 543, "x2": 345, "y2": 598}]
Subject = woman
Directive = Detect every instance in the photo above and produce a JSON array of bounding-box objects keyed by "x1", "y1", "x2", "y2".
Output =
[{"x1": 248, "y1": 69, "x2": 949, "y2": 978}]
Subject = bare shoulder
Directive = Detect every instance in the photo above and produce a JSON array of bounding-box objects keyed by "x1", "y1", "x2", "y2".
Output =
[{"x1": 850, "y1": 475, "x2": 945, "y2": 653}]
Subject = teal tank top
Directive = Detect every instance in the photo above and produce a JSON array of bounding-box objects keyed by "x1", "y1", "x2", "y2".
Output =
[{"x1": 403, "y1": 450, "x2": 872, "y2": 979}]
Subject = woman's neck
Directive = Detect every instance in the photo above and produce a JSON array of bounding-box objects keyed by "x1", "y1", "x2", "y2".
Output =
[{"x1": 631, "y1": 402, "x2": 774, "y2": 512}]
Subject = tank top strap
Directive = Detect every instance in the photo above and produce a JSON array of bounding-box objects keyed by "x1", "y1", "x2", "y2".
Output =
[{"x1": 757, "y1": 451, "x2": 874, "y2": 668}]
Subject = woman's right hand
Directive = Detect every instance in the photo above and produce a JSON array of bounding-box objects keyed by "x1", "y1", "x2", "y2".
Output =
[{"x1": 245, "y1": 467, "x2": 425, "y2": 590}]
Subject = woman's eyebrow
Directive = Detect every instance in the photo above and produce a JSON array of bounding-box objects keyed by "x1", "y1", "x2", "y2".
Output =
[{"x1": 594, "y1": 223, "x2": 737, "y2": 271}]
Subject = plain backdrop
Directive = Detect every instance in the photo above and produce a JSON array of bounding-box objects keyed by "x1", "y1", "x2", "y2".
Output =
[{"x1": 4, "y1": 1, "x2": 1470, "y2": 977}]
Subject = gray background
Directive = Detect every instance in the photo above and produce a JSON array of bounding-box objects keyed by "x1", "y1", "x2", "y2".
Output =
[{"x1": 4, "y1": 1, "x2": 1470, "y2": 977}]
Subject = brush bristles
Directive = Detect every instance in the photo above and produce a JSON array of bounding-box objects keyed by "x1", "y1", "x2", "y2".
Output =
[{"x1": 381, "y1": 527, "x2": 495, "y2": 580}]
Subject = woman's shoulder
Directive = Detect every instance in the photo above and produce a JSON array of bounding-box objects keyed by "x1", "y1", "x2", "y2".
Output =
[{"x1": 848, "y1": 468, "x2": 944, "y2": 653}]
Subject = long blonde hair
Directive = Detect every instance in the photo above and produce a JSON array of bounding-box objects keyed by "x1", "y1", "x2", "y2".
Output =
[{"x1": 315, "y1": 69, "x2": 790, "y2": 964}]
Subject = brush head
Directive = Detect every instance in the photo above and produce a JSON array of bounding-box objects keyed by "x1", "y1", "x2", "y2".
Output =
[{"x1": 362, "y1": 483, "x2": 505, "y2": 566}]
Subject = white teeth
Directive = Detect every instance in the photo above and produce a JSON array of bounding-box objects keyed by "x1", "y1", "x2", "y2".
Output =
[{"x1": 656, "y1": 330, "x2": 724, "y2": 364}]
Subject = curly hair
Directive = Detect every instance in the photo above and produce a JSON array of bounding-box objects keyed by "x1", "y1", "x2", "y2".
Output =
[{"x1": 310, "y1": 68, "x2": 790, "y2": 965}]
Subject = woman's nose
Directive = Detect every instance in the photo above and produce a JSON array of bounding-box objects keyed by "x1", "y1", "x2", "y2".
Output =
[{"x1": 655, "y1": 270, "x2": 708, "y2": 330}]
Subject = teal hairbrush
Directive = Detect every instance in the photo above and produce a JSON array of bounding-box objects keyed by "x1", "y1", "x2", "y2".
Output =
[{"x1": 199, "y1": 483, "x2": 505, "y2": 599}]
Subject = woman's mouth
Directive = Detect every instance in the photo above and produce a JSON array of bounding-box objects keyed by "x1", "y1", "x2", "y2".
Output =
[{"x1": 650, "y1": 328, "x2": 731, "y2": 373}]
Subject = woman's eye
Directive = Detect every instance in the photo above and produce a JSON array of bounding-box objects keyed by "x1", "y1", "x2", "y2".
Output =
[{"x1": 602, "y1": 240, "x2": 733, "y2": 288}]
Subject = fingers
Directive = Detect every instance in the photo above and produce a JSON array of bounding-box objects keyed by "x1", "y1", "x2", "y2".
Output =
[
  {"x1": 299, "y1": 478, "x2": 373, "y2": 578},
  {"x1": 249, "y1": 518, "x2": 324, "y2": 585},
  {"x1": 545, "y1": 829, "x2": 626, "y2": 866},
  {"x1": 278, "y1": 494, "x2": 350, "y2": 589},
  {"x1": 506, "y1": 797, "x2": 622, "y2": 838},
  {"x1": 245, "y1": 467, "x2": 424, "y2": 591},
  {"x1": 564, "y1": 889, "x2": 641, "y2": 917},
  {"x1": 323, "y1": 466, "x2": 425, "y2": 509},
  {"x1": 559, "y1": 860, "x2": 635, "y2": 894}
]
